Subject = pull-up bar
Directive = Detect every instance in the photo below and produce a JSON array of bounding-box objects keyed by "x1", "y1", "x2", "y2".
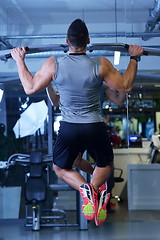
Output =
[{"x1": 0, "y1": 43, "x2": 160, "y2": 60}]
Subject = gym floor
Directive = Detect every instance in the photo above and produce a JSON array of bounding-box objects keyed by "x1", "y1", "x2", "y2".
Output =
[
  {"x1": 1, "y1": 197, "x2": 160, "y2": 240},
  {"x1": 1, "y1": 219, "x2": 160, "y2": 240}
]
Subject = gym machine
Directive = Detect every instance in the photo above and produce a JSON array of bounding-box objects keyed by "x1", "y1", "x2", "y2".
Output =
[{"x1": 1, "y1": 152, "x2": 88, "y2": 231}]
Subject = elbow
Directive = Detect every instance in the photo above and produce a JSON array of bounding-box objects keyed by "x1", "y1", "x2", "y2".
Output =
[
  {"x1": 24, "y1": 90, "x2": 31, "y2": 95},
  {"x1": 122, "y1": 86, "x2": 132, "y2": 93},
  {"x1": 115, "y1": 84, "x2": 132, "y2": 93},
  {"x1": 24, "y1": 87, "x2": 35, "y2": 95},
  {"x1": 23, "y1": 83, "x2": 39, "y2": 95}
]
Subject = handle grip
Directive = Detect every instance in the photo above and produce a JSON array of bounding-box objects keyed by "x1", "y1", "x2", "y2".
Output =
[
  {"x1": 5, "y1": 46, "x2": 29, "y2": 59},
  {"x1": 124, "y1": 44, "x2": 148, "y2": 56}
]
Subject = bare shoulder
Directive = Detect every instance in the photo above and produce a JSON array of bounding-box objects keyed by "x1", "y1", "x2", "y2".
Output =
[
  {"x1": 44, "y1": 56, "x2": 55, "y2": 65},
  {"x1": 40, "y1": 56, "x2": 56, "y2": 79},
  {"x1": 100, "y1": 56, "x2": 111, "y2": 65},
  {"x1": 41, "y1": 56, "x2": 55, "y2": 70},
  {"x1": 100, "y1": 56, "x2": 115, "y2": 78}
]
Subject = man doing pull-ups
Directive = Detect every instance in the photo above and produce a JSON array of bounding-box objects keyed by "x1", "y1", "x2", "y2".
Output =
[{"x1": 11, "y1": 19, "x2": 143, "y2": 226}]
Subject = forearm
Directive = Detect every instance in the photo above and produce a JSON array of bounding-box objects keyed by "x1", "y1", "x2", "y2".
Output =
[
  {"x1": 11, "y1": 47, "x2": 54, "y2": 95},
  {"x1": 11, "y1": 47, "x2": 35, "y2": 94},
  {"x1": 122, "y1": 44, "x2": 143, "y2": 92},
  {"x1": 16, "y1": 59, "x2": 34, "y2": 94},
  {"x1": 122, "y1": 59, "x2": 138, "y2": 92}
]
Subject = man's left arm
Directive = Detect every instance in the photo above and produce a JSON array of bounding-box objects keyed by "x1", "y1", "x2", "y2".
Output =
[{"x1": 104, "y1": 85, "x2": 126, "y2": 106}]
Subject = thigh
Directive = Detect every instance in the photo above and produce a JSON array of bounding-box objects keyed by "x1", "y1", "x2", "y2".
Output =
[
  {"x1": 83, "y1": 122, "x2": 113, "y2": 167},
  {"x1": 53, "y1": 122, "x2": 82, "y2": 169}
]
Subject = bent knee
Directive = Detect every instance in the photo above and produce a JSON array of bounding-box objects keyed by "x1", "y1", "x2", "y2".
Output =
[{"x1": 53, "y1": 164, "x2": 64, "y2": 179}]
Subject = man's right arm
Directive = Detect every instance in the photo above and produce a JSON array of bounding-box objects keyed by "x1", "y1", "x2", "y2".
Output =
[{"x1": 11, "y1": 47, "x2": 56, "y2": 95}]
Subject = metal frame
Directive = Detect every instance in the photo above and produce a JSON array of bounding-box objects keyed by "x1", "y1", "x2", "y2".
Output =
[{"x1": 2, "y1": 32, "x2": 160, "y2": 39}]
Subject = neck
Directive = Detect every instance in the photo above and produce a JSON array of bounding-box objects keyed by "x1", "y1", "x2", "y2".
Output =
[{"x1": 69, "y1": 45, "x2": 87, "y2": 54}]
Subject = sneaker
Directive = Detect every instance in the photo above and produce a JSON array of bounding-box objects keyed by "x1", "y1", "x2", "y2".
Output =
[
  {"x1": 99, "y1": 182, "x2": 108, "y2": 192},
  {"x1": 79, "y1": 183, "x2": 98, "y2": 220},
  {"x1": 95, "y1": 190, "x2": 110, "y2": 226}
]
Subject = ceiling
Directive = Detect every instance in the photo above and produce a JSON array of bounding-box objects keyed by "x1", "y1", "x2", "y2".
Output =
[{"x1": 0, "y1": 0, "x2": 160, "y2": 100}]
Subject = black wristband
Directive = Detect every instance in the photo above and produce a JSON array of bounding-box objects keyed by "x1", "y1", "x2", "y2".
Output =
[{"x1": 130, "y1": 56, "x2": 141, "y2": 62}]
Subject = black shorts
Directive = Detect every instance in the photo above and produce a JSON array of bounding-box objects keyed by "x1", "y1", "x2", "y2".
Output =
[{"x1": 53, "y1": 121, "x2": 113, "y2": 169}]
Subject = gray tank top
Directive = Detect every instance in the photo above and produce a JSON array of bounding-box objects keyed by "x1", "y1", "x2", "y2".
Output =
[{"x1": 53, "y1": 54, "x2": 103, "y2": 123}]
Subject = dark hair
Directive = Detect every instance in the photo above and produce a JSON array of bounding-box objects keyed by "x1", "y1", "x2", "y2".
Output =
[{"x1": 67, "y1": 19, "x2": 89, "y2": 49}]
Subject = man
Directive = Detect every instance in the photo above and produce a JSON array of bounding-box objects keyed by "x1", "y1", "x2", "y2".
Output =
[
  {"x1": 46, "y1": 81, "x2": 126, "y2": 172},
  {"x1": 46, "y1": 81, "x2": 126, "y2": 213},
  {"x1": 11, "y1": 19, "x2": 143, "y2": 226}
]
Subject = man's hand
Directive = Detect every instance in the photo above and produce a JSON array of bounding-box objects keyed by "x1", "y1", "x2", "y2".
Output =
[
  {"x1": 129, "y1": 44, "x2": 144, "y2": 56},
  {"x1": 11, "y1": 47, "x2": 26, "y2": 62}
]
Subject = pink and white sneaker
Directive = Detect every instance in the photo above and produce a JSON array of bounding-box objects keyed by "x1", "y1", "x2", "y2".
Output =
[
  {"x1": 99, "y1": 182, "x2": 108, "y2": 192},
  {"x1": 95, "y1": 186, "x2": 110, "y2": 226},
  {"x1": 79, "y1": 183, "x2": 98, "y2": 220}
]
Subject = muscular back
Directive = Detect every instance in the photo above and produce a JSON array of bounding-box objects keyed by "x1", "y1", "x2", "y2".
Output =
[{"x1": 53, "y1": 54, "x2": 103, "y2": 123}]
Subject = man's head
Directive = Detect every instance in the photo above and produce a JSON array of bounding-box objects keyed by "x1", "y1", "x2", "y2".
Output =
[{"x1": 67, "y1": 19, "x2": 90, "y2": 50}]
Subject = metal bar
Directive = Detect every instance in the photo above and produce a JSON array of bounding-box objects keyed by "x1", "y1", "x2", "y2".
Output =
[
  {"x1": 24, "y1": 51, "x2": 116, "y2": 58},
  {"x1": 1, "y1": 43, "x2": 160, "y2": 60},
  {"x1": 78, "y1": 151, "x2": 88, "y2": 230},
  {"x1": 0, "y1": 37, "x2": 13, "y2": 48},
  {"x1": 2, "y1": 32, "x2": 160, "y2": 39},
  {"x1": 49, "y1": 184, "x2": 74, "y2": 191},
  {"x1": 25, "y1": 223, "x2": 79, "y2": 227},
  {"x1": 47, "y1": 98, "x2": 53, "y2": 156}
]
